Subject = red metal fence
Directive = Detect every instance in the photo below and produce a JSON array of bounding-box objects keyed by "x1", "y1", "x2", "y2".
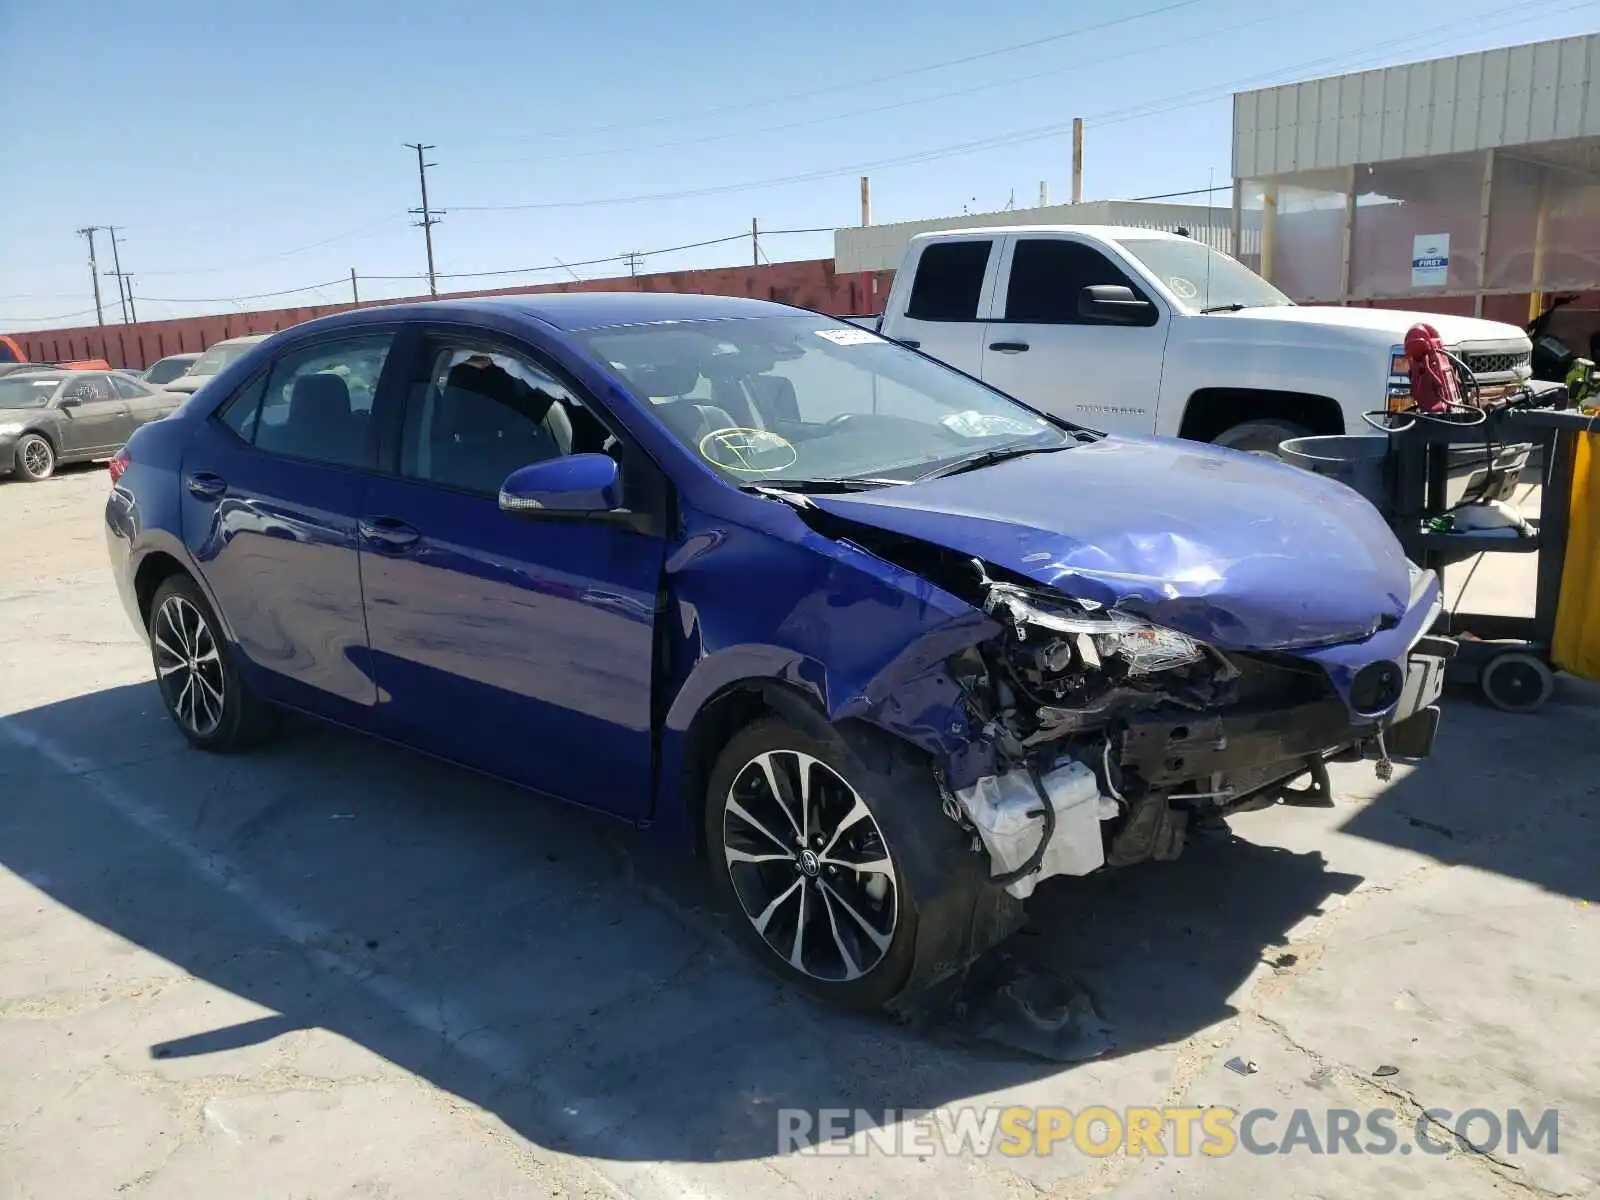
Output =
[{"x1": 9, "y1": 259, "x2": 895, "y2": 369}]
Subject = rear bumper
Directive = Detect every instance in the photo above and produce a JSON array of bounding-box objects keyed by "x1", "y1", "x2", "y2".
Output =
[
  {"x1": 105, "y1": 487, "x2": 146, "y2": 638},
  {"x1": 0, "y1": 437, "x2": 15, "y2": 474}
]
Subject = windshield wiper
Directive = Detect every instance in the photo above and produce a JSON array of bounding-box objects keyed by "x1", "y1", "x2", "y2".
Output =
[
  {"x1": 913, "y1": 441, "x2": 1074, "y2": 483},
  {"x1": 739, "y1": 477, "x2": 895, "y2": 495},
  {"x1": 1200, "y1": 302, "x2": 1249, "y2": 313}
]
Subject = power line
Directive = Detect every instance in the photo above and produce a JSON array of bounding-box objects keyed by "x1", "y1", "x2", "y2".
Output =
[
  {"x1": 136, "y1": 278, "x2": 354, "y2": 304},
  {"x1": 129, "y1": 215, "x2": 404, "y2": 277},
  {"x1": 469, "y1": 0, "x2": 1214, "y2": 145},
  {"x1": 459, "y1": 13, "x2": 1276, "y2": 169},
  {"x1": 448, "y1": 0, "x2": 1571, "y2": 214}
]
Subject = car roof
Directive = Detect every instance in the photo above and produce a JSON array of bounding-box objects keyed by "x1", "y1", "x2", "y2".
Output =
[
  {"x1": 302, "y1": 292, "x2": 805, "y2": 338},
  {"x1": 210, "y1": 334, "x2": 270, "y2": 347}
]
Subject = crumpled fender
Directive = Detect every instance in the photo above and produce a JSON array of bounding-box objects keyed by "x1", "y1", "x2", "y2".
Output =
[{"x1": 654, "y1": 506, "x2": 1002, "y2": 841}]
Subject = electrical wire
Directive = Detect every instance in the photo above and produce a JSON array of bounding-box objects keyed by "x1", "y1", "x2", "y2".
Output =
[
  {"x1": 135, "y1": 278, "x2": 355, "y2": 304},
  {"x1": 456, "y1": 13, "x2": 1276, "y2": 169},
  {"x1": 470, "y1": 0, "x2": 1216, "y2": 146},
  {"x1": 448, "y1": 0, "x2": 1578, "y2": 214}
]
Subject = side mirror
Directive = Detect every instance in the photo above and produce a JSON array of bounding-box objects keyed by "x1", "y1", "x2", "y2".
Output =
[
  {"x1": 57, "y1": 396, "x2": 82, "y2": 409},
  {"x1": 498, "y1": 453, "x2": 621, "y2": 516},
  {"x1": 1079, "y1": 285, "x2": 1156, "y2": 324}
]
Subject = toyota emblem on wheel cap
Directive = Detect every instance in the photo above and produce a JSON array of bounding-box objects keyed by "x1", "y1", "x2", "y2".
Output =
[{"x1": 798, "y1": 849, "x2": 821, "y2": 877}]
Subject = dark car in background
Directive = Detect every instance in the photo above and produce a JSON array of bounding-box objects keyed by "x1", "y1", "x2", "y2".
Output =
[{"x1": 0, "y1": 369, "x2": 179, "y2": 481}]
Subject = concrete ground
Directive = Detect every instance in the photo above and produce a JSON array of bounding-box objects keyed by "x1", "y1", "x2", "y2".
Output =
[{"x1": 1, "y1": 465, "x2": 1595, "y2": 1200}]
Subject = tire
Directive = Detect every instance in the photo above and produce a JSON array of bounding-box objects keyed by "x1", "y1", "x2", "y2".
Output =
[
  {"x1": 14, "y1": 433, "x2": 55, "y2": 481},
  {"x1": 1211, "y1": 418, "x2": 1313, "y2": 459},
  {"x1": 148, "y1": 574, "x2": 279, "y2": 752},
  {"x1": 705, "y1": 718, "x2": 972, "y2": 1011},
  {"x1": 1480, "y1": 651, "x2": 1554, "y2": 714}
]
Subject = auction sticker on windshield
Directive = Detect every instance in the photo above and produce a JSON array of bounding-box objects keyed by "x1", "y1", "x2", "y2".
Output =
[{"x1": 815, "y1": 328, "x2": 882, "y2": 346}]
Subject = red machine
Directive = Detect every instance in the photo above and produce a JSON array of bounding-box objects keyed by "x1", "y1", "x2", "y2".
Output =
[{"x1": 1404, "y1": 323, "x2": 1466, "y2": 415}]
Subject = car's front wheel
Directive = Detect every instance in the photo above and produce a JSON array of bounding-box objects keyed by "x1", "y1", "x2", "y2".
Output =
[
  {"x1": 1211, "y1": 418, "x2": 1312, "y2": 459},
  {"x1": 148, "y1": 574, "x2": 278, "y2": 752},
  {"x1": 703, "y1": 715, "x2": 1021, "y2": 1011},
  {"x1": 14, "y1": 433, "x2": 55, "y2": 481}
]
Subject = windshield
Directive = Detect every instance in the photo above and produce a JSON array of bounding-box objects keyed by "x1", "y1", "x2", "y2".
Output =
[
  {"x1": 145, "y1": 356, "x2": 196, "y2": 384},
  {"x1": 1114, "y1": 238, "x2": 1292, "y2": 314},
  {"x1": 0, "y1": 377, "x2": 61, "y2": 408},
  {"x1": 577, "y1": 315, "x2": 1074, "y2": 487},
  {"x1": 190, "y1": 340, "x2": 257, "y2": 376}
]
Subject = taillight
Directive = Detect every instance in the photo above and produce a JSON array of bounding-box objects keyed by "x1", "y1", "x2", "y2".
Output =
[{"x1": 108, "y1": 447, "x2": 130, "y2": 484}]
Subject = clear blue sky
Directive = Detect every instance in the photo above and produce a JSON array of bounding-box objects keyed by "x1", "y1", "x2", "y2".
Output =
[{"x1": 2, "y1": 0, "x2": 1595, "y2": 330}]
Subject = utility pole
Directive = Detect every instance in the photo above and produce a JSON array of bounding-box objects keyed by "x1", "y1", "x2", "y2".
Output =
[
  {"x1": 1071, "y1": 118, "x2": 1084, "y2": 205},
  {"x1": 350, "y1": 268, "x2": 360, "y2": 305},
  {"x1": 107, "y1": 272, "x2": 138, "y2": 323},
  {"x1": 751, "y1": 218, "x2": 760, "y2": 267},
  {"x1": 106, "y1": 225, "x2": 130, "y2": 323},
  {"x1": 404, "y1": 142, "x2": 442, "y2": 297},
  {"x1": 622, "y1": 250, "x2": 644, "y2": 277},
  {"x1": 76, "y1": 227, "x2": 106, "y2": 326}
]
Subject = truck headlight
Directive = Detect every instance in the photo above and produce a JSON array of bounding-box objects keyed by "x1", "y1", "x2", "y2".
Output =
[{"x1": 1386, "y1": 344, "x2": 1412, "y2": 412}]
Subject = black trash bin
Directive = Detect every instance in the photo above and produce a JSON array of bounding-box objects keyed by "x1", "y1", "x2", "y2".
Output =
[{"x1": 1279, "y1": 435, "x2": 1393, "y2": 517}]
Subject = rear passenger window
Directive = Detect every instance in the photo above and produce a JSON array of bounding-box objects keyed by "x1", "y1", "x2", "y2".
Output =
[
  {"x1": 254, "y1": 335, "x2": 394, "y2": 468},
  {"x1": 215, "y1": 374, "x2": 268, "y2": 442},
  {"x1": 906, "y1": 240, "x2": 992, "y2": 322}
]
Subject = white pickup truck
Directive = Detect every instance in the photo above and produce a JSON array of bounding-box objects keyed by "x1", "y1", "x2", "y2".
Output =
[{"x1": 875, "y1": 226, "x2": 1533, "y2": 453}]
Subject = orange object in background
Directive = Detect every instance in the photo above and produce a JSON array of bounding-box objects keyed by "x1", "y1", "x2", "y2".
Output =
[{"x1": 0, "y1": 332, "x2": 109, "y2": 370}]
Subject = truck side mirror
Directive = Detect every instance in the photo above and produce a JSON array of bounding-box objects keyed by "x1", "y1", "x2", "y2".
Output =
[{"x1": 1079, "y1": 285, "x2": 1156, "y2": 324}]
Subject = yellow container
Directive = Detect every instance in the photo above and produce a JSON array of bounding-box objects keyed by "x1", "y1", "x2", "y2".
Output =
[{"x1": 1552, "y1": 431, "x2": 1600, "y2": 680}]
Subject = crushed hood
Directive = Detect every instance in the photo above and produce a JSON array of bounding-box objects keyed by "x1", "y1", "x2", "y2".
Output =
[{"x1": 811, "y1": 436, "x2": 1411, "y2": 651}]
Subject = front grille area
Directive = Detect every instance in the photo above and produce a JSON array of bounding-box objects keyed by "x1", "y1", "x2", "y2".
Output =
[{"x1": 1461, "y1": 350, "x2": 1531, "y2": 376}]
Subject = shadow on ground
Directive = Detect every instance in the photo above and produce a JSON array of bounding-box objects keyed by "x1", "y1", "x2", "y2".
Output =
[
  {"x1": 1338, "y1": 678, "x2": 1600, "y2": 903},
  {"x1": 0, "y1": 680, "x2": 1377, "y2": 1165}
]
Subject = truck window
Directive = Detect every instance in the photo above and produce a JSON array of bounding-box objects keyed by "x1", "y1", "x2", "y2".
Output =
[
  {"x1": 906, "y1": 240, "x2": 991, "y2": 322},
  {"x1": 1005, "y1": 239, "x2": 1153, "y2": 326}
]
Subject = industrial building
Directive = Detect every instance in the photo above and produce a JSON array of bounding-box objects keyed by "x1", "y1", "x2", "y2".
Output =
[{"x1": 1232, "y1": 32, "x2": 1600, "y2": 338}]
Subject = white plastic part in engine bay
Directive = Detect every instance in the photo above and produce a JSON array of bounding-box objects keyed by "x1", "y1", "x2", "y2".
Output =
[{"x1": 954, "y1": 759, "x2": 1118, "y2": 899}]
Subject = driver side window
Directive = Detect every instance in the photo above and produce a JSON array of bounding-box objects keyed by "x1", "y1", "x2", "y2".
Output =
[
  {"x1": 1003, "y1": 239, "x2": 1154, "y2": 326},
  {"x1": 399, "y1": 343, "x2": 596, "y2": 497}
]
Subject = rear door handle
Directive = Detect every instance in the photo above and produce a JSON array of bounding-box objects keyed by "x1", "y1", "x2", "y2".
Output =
[
  {"x1": 359, "y1": 516, "x2": 421, "y2": 551},
  {"x1": 185, "y1": 472, "x2": 227, "y2": 500},
  {"x1": 988, "y1": 341, "x2": 1030, "y2": 353}
]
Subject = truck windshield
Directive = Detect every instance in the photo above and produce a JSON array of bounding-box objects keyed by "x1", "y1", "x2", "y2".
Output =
[
  {"x1": 578, "y1": 314, "x2": 1074, "y2": 488},
  {"x1": 1115, "y1": 237, "x2": 1292, "y2": 314}
]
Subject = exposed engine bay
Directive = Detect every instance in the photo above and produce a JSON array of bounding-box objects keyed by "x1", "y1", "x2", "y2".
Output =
[
  {"x1": 770, "y1": 494, "x2": 1446, "y2": 902},
  {"x1": 940, "y1": 562, "x2": 1411, "y2": 897}
]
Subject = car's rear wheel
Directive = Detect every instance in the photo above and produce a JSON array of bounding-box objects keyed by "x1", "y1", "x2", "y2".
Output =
[
  {"x1": 148, "y1": 574, "x2": 278, "y2": 752},
  {"x1": 1212, "y1": 418, "x2": 1312, "y2": 459},
  {"x1": 15, "y1": 433, "x2": 55, "y2": 481}
]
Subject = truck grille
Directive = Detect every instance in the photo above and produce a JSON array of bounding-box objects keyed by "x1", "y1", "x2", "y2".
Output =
[{"x1": 1460, "y1": 350, "x2": 1530, "y2": 376}]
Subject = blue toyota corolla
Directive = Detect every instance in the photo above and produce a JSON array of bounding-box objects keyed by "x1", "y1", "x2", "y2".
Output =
[{"x1": 106, "y1": 293, "x2": 1450, "y2": 1010}]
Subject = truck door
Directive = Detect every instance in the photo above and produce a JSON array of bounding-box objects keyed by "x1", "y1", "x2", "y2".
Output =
[
  {"x1": 885, "y1": 238, "x2": 998, "y2": 375},
  {"x1": 981, "y1": 235, "x2": 1169, "y2": 435}
]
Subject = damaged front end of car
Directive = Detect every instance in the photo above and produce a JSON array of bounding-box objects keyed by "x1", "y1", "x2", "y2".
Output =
[{"x1": 833, "y1": 535, "x2": 1452, "y2": 903}]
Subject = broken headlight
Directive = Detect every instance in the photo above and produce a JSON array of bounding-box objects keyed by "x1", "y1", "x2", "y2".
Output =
[{"x1": 980, "y1": 578, "x2": 1205, "y2": 677}]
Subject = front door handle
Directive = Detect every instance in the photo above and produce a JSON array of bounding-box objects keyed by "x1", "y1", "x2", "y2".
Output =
[
  {"x1": 988, "y1": 341, "x2": 1031, "y2": 353},
  {"x1": 359, "y1": 516, "x2": 421, "y2": 551},
  {"x1": 899, "y1": 338, "x2": 921, "y2": 349},
  {"x1": 185, "y1": 472, "x2": 227, "y2": 500}
]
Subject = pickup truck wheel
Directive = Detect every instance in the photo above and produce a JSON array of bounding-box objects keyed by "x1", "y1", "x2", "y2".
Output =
[
  {"x1": 705, "y1": 719, "x2": 938, "y2": 1011},
  {"x1": 1212, "y1": 419, "x2": 1312, "y2": 459}
]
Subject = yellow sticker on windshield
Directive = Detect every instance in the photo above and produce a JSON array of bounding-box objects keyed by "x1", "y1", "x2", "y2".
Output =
[{"x1": 698, "y1": 427, "x2": 799, "y2": 474}]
